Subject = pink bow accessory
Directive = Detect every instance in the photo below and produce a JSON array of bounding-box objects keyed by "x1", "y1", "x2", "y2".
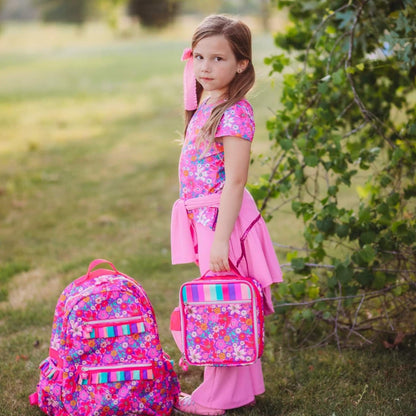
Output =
[{"x1": 181, "y1": 47, "x2": 198, "y2": 111}]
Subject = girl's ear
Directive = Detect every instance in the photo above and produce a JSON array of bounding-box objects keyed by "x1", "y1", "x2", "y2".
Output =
[{"x1": 237, "y1": 59, "x2": 249, "y2": 74}]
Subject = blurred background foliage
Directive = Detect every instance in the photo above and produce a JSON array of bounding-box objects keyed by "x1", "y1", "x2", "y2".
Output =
[{"x1": 0, "y1": 0, "x2": 272, "y2": 29}]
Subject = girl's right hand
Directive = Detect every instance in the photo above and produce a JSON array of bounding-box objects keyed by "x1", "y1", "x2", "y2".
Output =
[{"x1": 209, "y1": 239, "x2": 230, "y2": 272}]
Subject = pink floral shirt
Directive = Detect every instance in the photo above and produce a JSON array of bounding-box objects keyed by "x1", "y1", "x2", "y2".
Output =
[{"x1": 179, "y1": 98, "x2": 255, "y2": 229}]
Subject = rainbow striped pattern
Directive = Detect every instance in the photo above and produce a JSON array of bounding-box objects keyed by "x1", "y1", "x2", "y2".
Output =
[
  {"x1": 39, "y1": 358, "x2": 61, "y2": 381},
  {"x1": 83, "y1": 322, "x2": 145, "y2": 339},
  {"x1": 181, "y1": 281, "x2": 252, "y2": 303},
  {"x1": 79, "y1": 366, "x2": 154, "y2": 385}
]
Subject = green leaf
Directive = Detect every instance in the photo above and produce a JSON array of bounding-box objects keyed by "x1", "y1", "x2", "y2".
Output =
[
  {"x1": 359, "y1": 231, "x2": 377, "y2": 244},
  {"x1": 290, "y1": 281, "x2": 306, "y2": 300},
  {"x1": 318, "y1": 81, "x2": 329, "y2": 94},
  {"x1": 277, "y1": 283, "x2": 290, "y2": 297},
  {"x1": 323, "y1": 311, "x2": 332, "y2": 320},
  {"x1": 325, "y1": 25, "x2": 336, "y2": 35},
  {"x1": 280, "y1": 138, "x2": 293, "y2": 150},
  {"x1": 246, "y1": 182, "x2": 270, "y2": 204},
  {"x1": 332, "y1": 69, "x2": 344, "y2": 85},
  {"x1": 301, "y1": 309, "x2": 314, "y2": 321},
  {"x1": 355, "y1": 270, "x2": 374, "y2": 288},
  {"x1": 372, "y1": 272, "x2": 386, "y2": 289},
  {"x1": 308, "y1": 286, "x2": 320, "y2": 299},
  {"x1": 266, "y1": 53, "x2": 290, "y2": 73},
  {"x1": 294, "y1": 166, "x2": 305, "y2": 184},
  {"x1": 304, "y1": 154, "x2": 319, "y2": 167},
  {"x1": 391, "y1": 147, "x2": 404, "y2": 166},
  {"x1": 316, "y1": 216, "x2": 335, "y2": 234},
  {"x1": 404, "y1": 185, "x2": 416, "y2": 199},
  {"x1": 334, "y1": 263, "x2": 353, "y2": 285},
  {"x1": 328, "y1": 185, "x2": 338, "y2": 196},
  {"x1": 291, "y1": 257, "x2": 306, "y2": 271},
  {"x1": 286, "y1": 251, "x2": 298, "y2": 262},
  {"x1": 358, "y1": 245, "x2": 376, "y2": 264},
  {"x1": 358, "y1": 206, "x2": 372, "y2": 223},
  {"x1": 335, "y1": 223, "x2": 349, "y2": 238}
]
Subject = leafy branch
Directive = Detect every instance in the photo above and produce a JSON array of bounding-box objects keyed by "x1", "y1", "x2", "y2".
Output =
[{"x1": 255, "y1": 0, "x2": 416, "y2": 348}]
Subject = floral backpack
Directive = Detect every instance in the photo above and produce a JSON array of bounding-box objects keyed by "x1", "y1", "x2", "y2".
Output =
[{"x1": 30, "y1": 259, "x2": 180, "y2": 416}]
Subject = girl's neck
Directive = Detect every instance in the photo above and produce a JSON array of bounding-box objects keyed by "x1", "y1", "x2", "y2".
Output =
[{"x1": 202, "y1": 92, "x2": 228, "y2": 106}]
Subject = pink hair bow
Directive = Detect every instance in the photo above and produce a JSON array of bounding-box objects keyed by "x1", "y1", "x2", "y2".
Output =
[{"x1": 181, "y1": 47, "x2": 198, "y2": 111}]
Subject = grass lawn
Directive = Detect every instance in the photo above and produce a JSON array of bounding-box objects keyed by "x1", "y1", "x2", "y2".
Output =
[{"x1": 0, "y1": 19, "x2": 415, "y2": 416}]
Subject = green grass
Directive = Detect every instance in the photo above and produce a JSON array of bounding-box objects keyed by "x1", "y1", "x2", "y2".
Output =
[{"x1": 0, "y1": 20, "x2": 415, "y2": 416}]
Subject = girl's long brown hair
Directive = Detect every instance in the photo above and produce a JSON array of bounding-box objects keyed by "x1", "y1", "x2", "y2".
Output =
[{"x1": 184, "y1": 15, "x2": 255, "y2": 144}]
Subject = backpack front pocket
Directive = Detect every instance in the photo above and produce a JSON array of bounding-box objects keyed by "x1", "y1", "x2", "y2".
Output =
[
  {"x1": 78, "y1": 362, "x2": 154, "y2": 385},
  {"x1": 82, "y1": 316, "x2": 146, "y2": 339},
  {"x1": 65, "y1": 362, "x2": 158, "y2": 416}
]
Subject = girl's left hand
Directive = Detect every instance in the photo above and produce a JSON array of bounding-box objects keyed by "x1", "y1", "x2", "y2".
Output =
[{"x1": 209, "y1": 239, "x2": 230, "y2": 272}]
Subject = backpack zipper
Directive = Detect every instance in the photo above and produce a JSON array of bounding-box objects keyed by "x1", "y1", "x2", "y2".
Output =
[
  {"x1": 81, "y1": 363, "x2": 152, "y2": 372},
  {"x1": 78, "y1": 363, "x2": 154, "y2": 385},
  {"x1": 82, "y1": 316, "x2": 145, "y2": 339},
  {"x1": 85, "y1": 315, "x2": 144, "y2": 326}
]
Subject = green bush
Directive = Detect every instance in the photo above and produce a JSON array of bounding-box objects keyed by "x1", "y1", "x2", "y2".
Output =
[{"x1": 250, "y1": 0, "x2": 416, "y2": 348}]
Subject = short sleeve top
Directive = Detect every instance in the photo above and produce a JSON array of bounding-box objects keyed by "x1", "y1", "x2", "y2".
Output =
[{"x1": 178, "y1": 98, "x2": 255, "y2": 229}]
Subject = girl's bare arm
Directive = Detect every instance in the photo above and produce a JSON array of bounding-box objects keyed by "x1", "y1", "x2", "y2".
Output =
[{"x1": 209, "y1": 136, "x2": 251, "y2": 271}]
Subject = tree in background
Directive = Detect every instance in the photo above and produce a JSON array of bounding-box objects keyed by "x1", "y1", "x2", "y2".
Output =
[
  {"x1": 127, "y1": 0, "x2": 179, "y2": 28},
  {"x1": 250, "y1": 0, "x2": 416, "y2": 348},
  {"x1": 35, "y1": 0, "x2": 90, "y2": 24},
  {"x1": 94, "y1": 0, "x2": 127, "y2": 31}
]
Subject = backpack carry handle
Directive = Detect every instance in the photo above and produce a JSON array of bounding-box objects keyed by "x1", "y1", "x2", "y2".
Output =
[
  {"x1": 76, "y1": 259, "x2": 119, "y2": 285},
  {"x1": 201, "y1": 259, "x2": 241, "y2": 279},
  {"x1": 87, "y1": 259, "x2": 118, "y2": 276}
]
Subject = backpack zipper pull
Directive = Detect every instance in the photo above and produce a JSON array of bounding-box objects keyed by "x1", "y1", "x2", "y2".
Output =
[{"x1": 179, "y1": 355, "x2": 189, "y2": 372}]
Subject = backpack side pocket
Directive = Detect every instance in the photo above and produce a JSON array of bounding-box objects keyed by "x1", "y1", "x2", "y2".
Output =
[{"x1": 34, "y1": 356, "x2": 67, "y2": 416}]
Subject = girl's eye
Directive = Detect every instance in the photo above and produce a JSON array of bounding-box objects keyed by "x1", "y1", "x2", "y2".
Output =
[
  {"x1": 215, "y1": 57, "x2": 223, "y2": 62},
  {"x1": 194, "y1": 54, "x2": 203, "y2": 60}
]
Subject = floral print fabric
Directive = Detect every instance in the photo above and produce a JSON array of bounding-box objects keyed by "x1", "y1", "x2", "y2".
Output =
[{"x1": 179, "y1": 99, "x2": 255, "y2": 229}]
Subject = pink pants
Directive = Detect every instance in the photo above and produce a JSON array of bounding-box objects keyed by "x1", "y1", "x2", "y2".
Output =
[{"x1": 171, "y1": 222, "x2": 266, "y2": 410}]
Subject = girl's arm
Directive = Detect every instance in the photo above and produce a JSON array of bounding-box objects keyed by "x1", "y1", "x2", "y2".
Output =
[{"x1": 209, "y1": 136, "x2": 251, "y2": 272}]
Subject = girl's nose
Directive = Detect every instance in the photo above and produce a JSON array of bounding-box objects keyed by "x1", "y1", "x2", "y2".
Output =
[{"x1": 201, "y1": 60, "x2": 211, "y2": 72}]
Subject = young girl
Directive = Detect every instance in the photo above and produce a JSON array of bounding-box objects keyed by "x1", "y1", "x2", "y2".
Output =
[{"x1": 170, "y1": 15, "x2": 283, "y2": 415}]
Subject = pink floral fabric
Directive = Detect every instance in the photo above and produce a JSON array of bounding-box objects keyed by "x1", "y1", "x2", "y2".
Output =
[{"x1": 179, "y1": 99, "x2": 255, "y2": 229}]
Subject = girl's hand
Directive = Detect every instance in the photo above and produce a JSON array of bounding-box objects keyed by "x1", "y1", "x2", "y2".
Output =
[{"x1": 209, "y1": 239, "x2": 230, "y2": 272}]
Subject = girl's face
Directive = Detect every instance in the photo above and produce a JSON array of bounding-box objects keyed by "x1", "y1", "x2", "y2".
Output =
[{"x1": 193, "y1": 35, "x2": 248, "y2": 100}]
